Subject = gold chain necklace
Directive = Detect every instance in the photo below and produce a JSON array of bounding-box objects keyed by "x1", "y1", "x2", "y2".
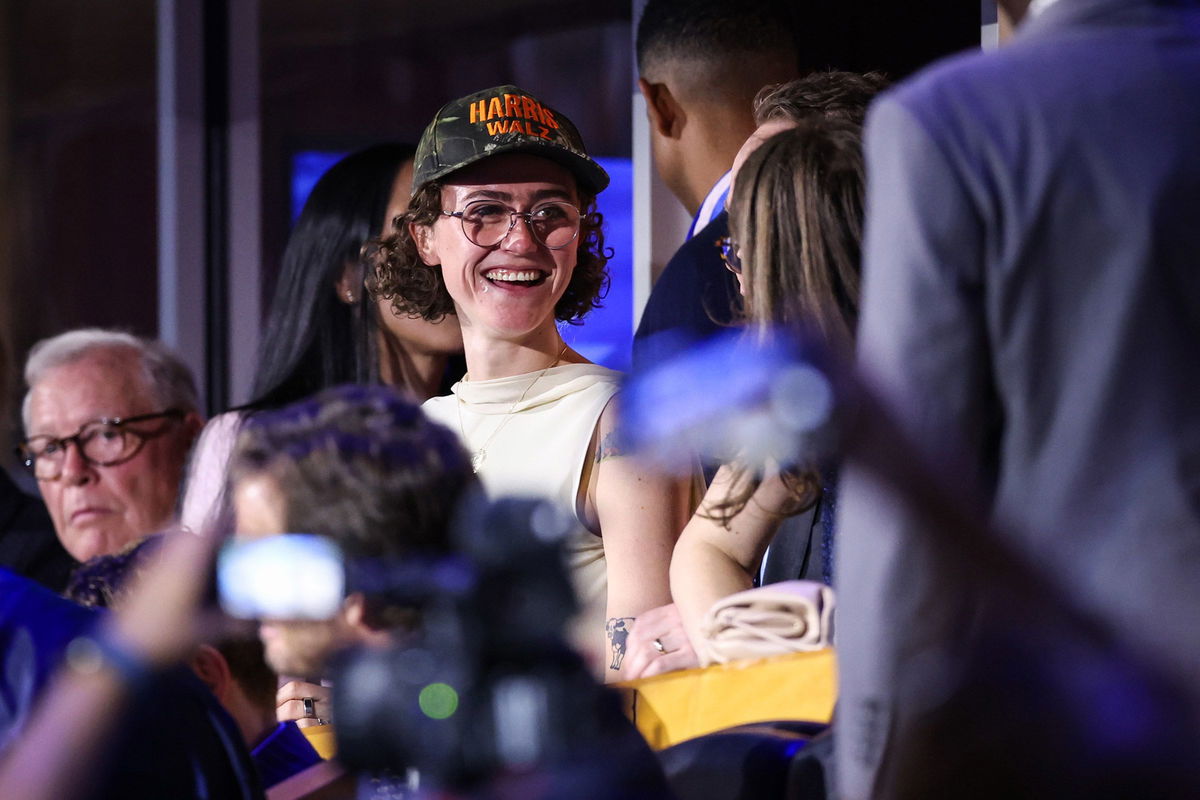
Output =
[{"x1": 457, "y1": 341, "x2": 569, "y2": 473}]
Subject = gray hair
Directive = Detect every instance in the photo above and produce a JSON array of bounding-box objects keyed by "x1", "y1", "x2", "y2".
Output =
[{"x1": 22, "y1": 328, "x2": 199, "y2": 431}]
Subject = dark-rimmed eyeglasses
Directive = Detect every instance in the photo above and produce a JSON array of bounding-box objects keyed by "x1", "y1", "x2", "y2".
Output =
[
  {"x1": 16, "y1": 409, "x2": 185, "y2": 481},
  {"x1": 717, "y1": 236, "x2": 742, "y2": 275},
  {"x1": 442, "y1": 200, "x2": 583, "y2": 250}
]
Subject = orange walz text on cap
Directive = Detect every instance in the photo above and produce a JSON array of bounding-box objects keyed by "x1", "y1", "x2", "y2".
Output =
[{"x1": 468, "y1": 92, "x2": 562, "y2": 140}]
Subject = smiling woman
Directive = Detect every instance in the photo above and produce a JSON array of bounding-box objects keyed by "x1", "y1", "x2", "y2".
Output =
[
  {"x1": 366, "y1": 85, "x2": 694, "y2": 681},
  {"x1": 416, "y1": 155, "x2": 590, "y2": 347},
  {"x1": 370, "y1": 164, "x2": 609, "y2": 330}
]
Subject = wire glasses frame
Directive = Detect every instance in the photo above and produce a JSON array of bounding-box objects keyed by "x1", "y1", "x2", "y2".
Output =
[
  {"x1": 442, "y1": 199, "x2": 583, "y2": 250},
  {"x1": 717, "y1": 236, "x2": 742, "y2": 274},
  {"x1": 16, "y1": 409, "x2": 186, "y2": 480}
]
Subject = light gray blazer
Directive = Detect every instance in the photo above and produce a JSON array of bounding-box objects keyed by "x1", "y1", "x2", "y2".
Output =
[{"x1": 836, "y1": 1, "x2": 1200, "y2": 796}]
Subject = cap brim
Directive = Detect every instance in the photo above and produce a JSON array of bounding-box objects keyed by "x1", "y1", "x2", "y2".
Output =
[{"x1": 422, "y1": 140, "x2": 610, "y2": 196}]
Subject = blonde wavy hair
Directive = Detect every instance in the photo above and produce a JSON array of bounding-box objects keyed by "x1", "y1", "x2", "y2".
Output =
[{"x1": 710, "y1": 119, "x2": 866, "y2": 525}]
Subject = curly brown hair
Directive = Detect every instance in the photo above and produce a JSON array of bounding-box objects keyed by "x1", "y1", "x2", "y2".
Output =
[
  {"x1": 365, "y1": 181, "x2": 610, "y2": 325},
  {"x1": 753, "y1": 71, "x2": 890, "y2": 129}
]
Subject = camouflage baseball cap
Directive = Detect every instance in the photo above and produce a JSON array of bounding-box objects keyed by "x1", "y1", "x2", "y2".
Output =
[{"x1": 412, "y1": 85, "x2": 610, "y2": 196}]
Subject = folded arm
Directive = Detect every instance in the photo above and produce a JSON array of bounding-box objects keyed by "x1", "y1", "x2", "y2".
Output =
[{"x1": 670, "y1": 465, "x2": 803, "y2": 654}]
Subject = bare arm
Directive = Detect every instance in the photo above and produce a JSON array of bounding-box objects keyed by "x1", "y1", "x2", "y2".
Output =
[
  {"x1": 590, "y1": 403, "x2": 693, "y2": 683},
  {"x1": 670, "y1": 464, "x2": 797, "y2": 655}
]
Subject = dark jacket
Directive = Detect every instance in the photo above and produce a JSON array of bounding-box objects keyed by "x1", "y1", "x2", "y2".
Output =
[
  {"x1": 0, "y1": 569, "x2": 264, "y2": 799},
  {"x1": 632, "y1": 212, "x2": 741, "y2": 374},
  {"x1": 0, "y1": 469, "x2": 77, "y2": 593}
]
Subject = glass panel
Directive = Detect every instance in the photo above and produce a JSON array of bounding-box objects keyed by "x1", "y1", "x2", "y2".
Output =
[{"x1": 1, "y1": 0, "x2": 158, "y2": 478}]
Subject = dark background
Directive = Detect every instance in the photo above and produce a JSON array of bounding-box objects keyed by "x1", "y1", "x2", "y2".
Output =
[{"x1": 0, "y1": 0, "x2": 982, "y2": 470}]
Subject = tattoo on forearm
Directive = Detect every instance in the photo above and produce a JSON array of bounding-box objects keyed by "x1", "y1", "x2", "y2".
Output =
[
  {"x1": 595, "y1": 430, "x2": 624, "y2": 463},
  {"x1": 605, "y1": 616, "x2": 636, "y2": 671}
]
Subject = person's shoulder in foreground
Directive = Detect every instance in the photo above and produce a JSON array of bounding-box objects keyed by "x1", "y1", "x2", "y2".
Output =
[{"x1": 0, "y1": 568, "x2": 264, "y2": 799}]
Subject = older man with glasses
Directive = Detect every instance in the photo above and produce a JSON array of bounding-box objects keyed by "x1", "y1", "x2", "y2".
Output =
[{"x1": 17, "y1": 329, "x2": 204, "y2": 562}]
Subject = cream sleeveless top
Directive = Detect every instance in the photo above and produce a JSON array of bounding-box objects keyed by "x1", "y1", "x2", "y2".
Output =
[{"x1": 422, "y1": 363, "x2": 621, "y2": 644}]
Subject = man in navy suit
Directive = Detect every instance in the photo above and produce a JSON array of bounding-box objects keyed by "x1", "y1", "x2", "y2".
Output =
[
  {"x1": 836, "y1": 1, "x2": 1200, "y2": 795},
  {"x1": 632, "y1": 0, "x2": 797, "y2": 372}
]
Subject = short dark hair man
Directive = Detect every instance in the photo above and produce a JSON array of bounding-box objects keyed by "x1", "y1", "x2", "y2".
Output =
[
  {"x1": 632, "y1": 0, "x2": 798, "y2": 370},
  {"x1": 635, "y1": 0, "x2": 799, "y2": 221}
]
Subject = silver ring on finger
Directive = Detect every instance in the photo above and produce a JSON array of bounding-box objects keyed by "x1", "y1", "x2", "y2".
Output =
[
  {"x1": 653, "y1": 637, "x2": 669, "y2": 655},
  {"x1": 302, "y1": 696, "x2": 318, "y2": 719}
]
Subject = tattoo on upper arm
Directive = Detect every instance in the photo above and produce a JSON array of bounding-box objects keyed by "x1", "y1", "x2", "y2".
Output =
[
  {"x1": 595, "y1": 430, "x2": 624, "y2": 464},
  {"x1": 605, "y1": 616, "x2": 636, "y2": 671}
]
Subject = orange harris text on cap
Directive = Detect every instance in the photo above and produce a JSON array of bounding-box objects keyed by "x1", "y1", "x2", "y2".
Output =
[{"x1": 468, "y1": 93, "x2": 561, "y2": 131}]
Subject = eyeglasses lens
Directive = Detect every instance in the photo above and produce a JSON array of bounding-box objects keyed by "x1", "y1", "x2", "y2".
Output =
[
  {"x1": 25, "y1": 422, "x2": 135, "y2": 479},
  {"x1": 461, "y1": 201, "x2": 581, "y2": 249},
  {"x1": 718, "y1": 237, "x2": 742, "y2": 274},
  {"x1": 80, "y1": 424, "x2": 134, "y2": 464}
]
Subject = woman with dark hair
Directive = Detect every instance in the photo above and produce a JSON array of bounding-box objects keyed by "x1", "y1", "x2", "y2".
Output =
[
  {"x1": 669, "y1": 120, "x2": 866, "y2": 654},
  {"x1": 252, "y1": 144, "x2": 461, "y2": 408},
  {"x1": 366, "y1": 86, "x2": 692, "y2": 682},
  {"x1": 181, "y1": 144, "x2": 462, "y2": 535}
]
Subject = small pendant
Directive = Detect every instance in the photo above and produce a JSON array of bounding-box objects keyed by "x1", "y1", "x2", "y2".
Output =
[{"x1": 471, "y1": 450, "x2": 486, "y2": 473}]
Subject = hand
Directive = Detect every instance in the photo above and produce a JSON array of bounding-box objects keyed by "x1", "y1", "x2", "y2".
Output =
[
  {"x1": 277, "y1": 680, "x2": 333, "y2": 728},
  {"x1": 621, "y1": 603, "x2": 700, "y2": 680},
  {"x1": 107, "y1": 526, "x2": 223, "y2": 668}
]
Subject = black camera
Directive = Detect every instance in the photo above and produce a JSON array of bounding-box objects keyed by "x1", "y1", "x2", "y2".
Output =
[{"x1": 330, "y1": 496, "x2": 668, "y2": 795}]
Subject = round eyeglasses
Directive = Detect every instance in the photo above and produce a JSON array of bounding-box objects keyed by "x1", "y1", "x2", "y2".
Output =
[
  {"x1": 442, "y1": 200, "x2": 583, "y2": 250},
  {"x1": 16, "y1": 409, "x2": 185, "y2": 481},
  {"x1": 717, "y1": 236, "x2": 742, "y2": 275}
]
